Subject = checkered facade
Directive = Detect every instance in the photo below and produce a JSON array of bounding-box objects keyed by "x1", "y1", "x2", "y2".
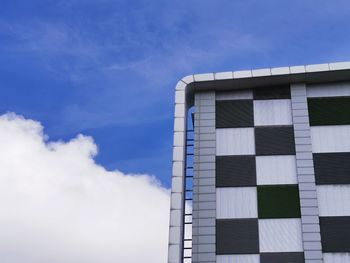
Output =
[
  {"x1": 308, "y1": 83, "x2": 350, "y2": 263},
  {"x1": 215, "y1": 87, "x2": 304, "y2": 263},
  {"x1": 188, "y1": 81, "x2": 350, "y2": 263}
]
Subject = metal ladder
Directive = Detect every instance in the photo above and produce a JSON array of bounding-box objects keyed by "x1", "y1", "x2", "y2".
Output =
[{"x1": 182, "y1": 127, "x2": 194, "y2": 263}]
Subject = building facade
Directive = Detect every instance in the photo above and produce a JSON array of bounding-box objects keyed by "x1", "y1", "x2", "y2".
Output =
[{"x1": 168, "y1": 62, "x2": 350, "y2": 263}]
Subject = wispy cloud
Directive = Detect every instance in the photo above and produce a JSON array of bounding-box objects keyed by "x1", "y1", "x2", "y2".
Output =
[
  {"x1": 0, "y1": 5, "x2": 267, "y2": 84},
  {"x1": 0, "y1": 6, "x2": 268, "y2": 133},
  {"x1": 1, "y1": 0, "x2": 350, "y2": 134}
]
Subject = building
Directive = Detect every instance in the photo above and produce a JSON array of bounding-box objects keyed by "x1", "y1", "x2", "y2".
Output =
[{"x1": 167, "y1": 62, "x2": 350, "y2": 263}]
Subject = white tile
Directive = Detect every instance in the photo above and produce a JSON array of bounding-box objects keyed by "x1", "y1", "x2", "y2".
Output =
[
  {"x1": 329, "y1": 61, "x2": 350, "y2": 71},
  {"x1": 169, "y1": 226, "x2": 181, "y2": 244},
  {"x1": 324, "y1": 253, "x2": 350, "y2": 263},
  {"x1": 317, "y1": 185, "x2": 350, "y2": 216},
  {"x1": 174, "y1": 103, "x2": 185, "y2": 117},
  {"x1": 170, "y1": 209, "x2": 181, "y2": 226},
  {"x1": 311, "y1": 125, "x2": 350, "y2": 153},
  {"x1": 259, "y1": 218, "x2": 303, "y2": 252},
  {"x1": 175, "y1": 80, "x2": 186, "y2": 91},
  {"x1": 174, "y1": 117, "x2": 185, "y2": 132},
  {"x1": 172, "y1": 161, "x2": 184, "y2": 177},
  {"x1": 254, "y1": 99, "x2": 292, "y2": 126},
  {"x1": 307, "y1": 82, "x2": 350, "y2": 97},
  {"x1": 175, "y1": 90, "x2": 185, "y2": 103},
  {"x1": 173, "y1": 146, "x2": 184, "y2": 161},
  {"x1": 216, "y1": 187, "x2": 257, "y2": 219},
  {"x1": 271, "y1": 67, "x2": 290, "y2": 75},
  {"x1": 217, "y1": 254, "x2": 260, "y2": 263},
  {"x1": 168, "y1": 244, "x2": 180, "y2": 263},
  {"x1": 216, "y1": 90, "x2": 253, "y2": 100},
  {"x1": 216, "y1": 128, "x2": 255, "y2": 156},
  {"x1": 215, "y1": 71, "x2": 233, "y2": 80},
  {"x1": 171, "y1": 177, "x2": 183, "y2": 193},
  {"x1": 306, "y1": 63, "x2": 329, "y2": 72},
  {"x1": 173, "y1": 131, "x2": 184, "y2": 147},
  {"x1": 194, "y1": 73, "x2": 214, "y2": 81},
  {"x1": 170, "y1": 193, "x2": 182, "y2": 210},
  {"x1": 290, "y1": 65, "x2": 306, "y2": 74},
  {"x1": 233, "y1": 70, "x2": 252, "y2": 78},
  {"x1": 256, "y1": 155, "x2": 297, "y2": 185},
  {"x1": 252, "y1": 68, "x2": 271, "y2": 77}
]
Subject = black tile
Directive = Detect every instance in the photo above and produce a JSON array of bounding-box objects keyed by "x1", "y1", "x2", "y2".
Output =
[
  {"x1": 216, "y1": 219, "x2": 259, "y2": 254},
  {"x1": 216, "y1": 156, "x2": 256, "y2": 187},
  {"x1": 257, "y1": 185, "x2": 301, "y2": 219},
  {"x1": 308, "y1": 97, "x2": 350, "y2": 126},
  {"x1": 260, "y1": 252, "x2": 304, "y2": 263},
  {"x1": 253, "y1": 86, "x2": 291, "y2": 100},
  {"x1": 314, "y1": 153, "x2": 350, "y2": 185},
  {"x1": 255, "y1": 126, "x2": 296, "y2": 155},
  {"x1": 320, "y1": 216, "x2": 350, "y2": 252},
  {"x1": 216, "y1": 100, "x2": 254, "y2": 128}
]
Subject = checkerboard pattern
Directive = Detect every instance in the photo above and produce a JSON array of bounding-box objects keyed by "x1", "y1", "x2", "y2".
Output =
[
  {"x1": 215, "y1": 87, "x2": 304, "y2": 263},
  {"x1": 307, "y1": 84, "x2": 350, "y2": 262}
]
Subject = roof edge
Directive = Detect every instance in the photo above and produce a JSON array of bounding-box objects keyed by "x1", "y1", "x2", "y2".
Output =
[{"x1": 176, "y1": 61, "x2": 350, "y2": 105}]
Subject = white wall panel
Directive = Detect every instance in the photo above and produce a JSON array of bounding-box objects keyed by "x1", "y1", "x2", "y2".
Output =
[
  {"x1": 324, "y1": 253, "x2": 350, "y2": 263},
  {"x1": 216, "y1": 187, "x2": 257, "y2": 219},
  {"x1": 254, "y1": 99, "x2": 292, "y2": 126},
  {"x1": 307, "y1": 82, "x2": 350, "y2": 98},
  {"x1": 216, "y1": 128, "x2": 255, "y2": 156},
  {"x1": 259, "y1": 219, "x2": 303, "y2": 252},
  {"x1": 256, "y1": 155, "x2": 297, "y2": 185},
  {"x1": 317, "y1": 185, "x2": 350, "y2": 216},
  {"x1": 311, "y1": 126, "x2": 350, "y2": 153},
  {"x1": 217, "y1": 254, "x2": 260, "y2": 263},
  {"x1": 216, "y1": 90, "x2": 253, "y2": 100}
]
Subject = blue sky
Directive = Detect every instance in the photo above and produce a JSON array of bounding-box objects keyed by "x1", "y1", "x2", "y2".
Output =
[{"x1": 1, "y1": 0, "x2": 350, "y2": 188}]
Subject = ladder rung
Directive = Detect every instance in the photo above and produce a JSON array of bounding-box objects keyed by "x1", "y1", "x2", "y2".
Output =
[{"x1": 182, "y1": 125, "x2": 194, "y2": 262}]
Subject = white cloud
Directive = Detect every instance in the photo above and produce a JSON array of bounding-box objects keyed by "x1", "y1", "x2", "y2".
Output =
[{"x1": 0, "y1": 113, "x2": 170, "y2": 263}]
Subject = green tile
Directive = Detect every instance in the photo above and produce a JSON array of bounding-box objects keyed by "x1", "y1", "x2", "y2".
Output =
[
  {"x1": 308, "y1": 97, "x2": 350, "y2": 126},
  {"x1": 258, "y1": 185, "x2": 301, "y2": 219}
]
